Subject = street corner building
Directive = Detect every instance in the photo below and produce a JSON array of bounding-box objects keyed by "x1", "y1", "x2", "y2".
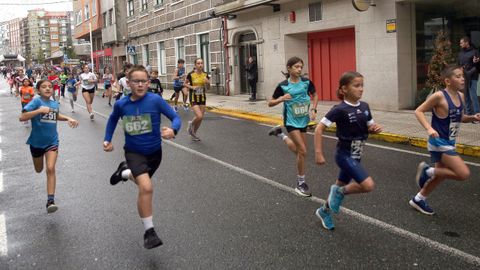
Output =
[
  {"x1": 214, "y1": 0, "x2": 480, "y2": 110},
  {"x1": 125, "y1": 0, "x2": 226, "y2": 94},
  {"x1": 73, "y1": 0, "x2": 480, "y2": 111}
]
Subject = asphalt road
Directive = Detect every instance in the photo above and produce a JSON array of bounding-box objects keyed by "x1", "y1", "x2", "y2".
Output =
[{"x1": 1, "y1": 81, "x2": 479, "y2": 269}]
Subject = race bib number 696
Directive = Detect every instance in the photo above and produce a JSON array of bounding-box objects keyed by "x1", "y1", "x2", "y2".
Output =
[{"x1": 292, "y1": 103, "x2": 309, "y2": 118}]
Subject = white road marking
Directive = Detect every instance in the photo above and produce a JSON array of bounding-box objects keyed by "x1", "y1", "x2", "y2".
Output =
[
  {"x1": 221, "y1": 116, "x2": 242, "y2": 121},
  {"x1": 75, "y1": 101, "x2": 480, "y2": 265},
  {"x1": 0, "y1": 213, "x2": 6, "y2": 256},
  {"x1": 164, "y1": 139, "x2": 480, "y2": 267}
]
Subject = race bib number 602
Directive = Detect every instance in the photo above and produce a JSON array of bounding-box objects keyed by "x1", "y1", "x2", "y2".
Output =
[{"x1": 123, "y1": 114, "x2": 153, "y2": 136}]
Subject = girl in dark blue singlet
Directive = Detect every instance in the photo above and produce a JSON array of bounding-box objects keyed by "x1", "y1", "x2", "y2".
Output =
[{"x1": 313, "y1": 71, "x2": 382, "y2": 230}]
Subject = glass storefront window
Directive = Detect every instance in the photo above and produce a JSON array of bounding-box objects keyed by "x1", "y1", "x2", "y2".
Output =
[{"x1": 415, "y1": 1, "x2": 480, "y2": 90}]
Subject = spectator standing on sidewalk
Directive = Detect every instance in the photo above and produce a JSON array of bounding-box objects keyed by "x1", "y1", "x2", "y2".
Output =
[
  {"x1": 458, "y1": 36, "x2": 480, "y2": 116},
  {"x1": 246, "y1": 56, "x2": 258, "y2": 101}
]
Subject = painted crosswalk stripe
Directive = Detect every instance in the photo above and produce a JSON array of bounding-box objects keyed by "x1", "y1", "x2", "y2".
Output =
[{"x1": 0, "y1": 213, "x2": 6, "y2": 256}]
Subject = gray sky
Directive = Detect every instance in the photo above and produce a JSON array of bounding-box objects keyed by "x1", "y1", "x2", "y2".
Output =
[{"x1": 0, "y1": 0, "x2": 73, "y2": 22}]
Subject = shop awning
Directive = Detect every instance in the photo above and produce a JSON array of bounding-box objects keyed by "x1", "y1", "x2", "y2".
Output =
[{"x1": 214, "y1": 0, "x2": 291, "y2": 16}]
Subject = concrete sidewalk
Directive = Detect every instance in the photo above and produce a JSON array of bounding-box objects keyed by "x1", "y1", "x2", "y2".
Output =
[{"x1": 162, "y1": 89, "x2": 480, "y2": 157}]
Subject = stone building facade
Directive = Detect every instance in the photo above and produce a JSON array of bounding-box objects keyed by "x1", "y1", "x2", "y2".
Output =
[{"x1": 126, "y1": 0, "x2": 225, "y2": 92}]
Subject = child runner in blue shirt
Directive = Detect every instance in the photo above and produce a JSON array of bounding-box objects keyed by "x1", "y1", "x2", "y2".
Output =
[
  {"x1": 66, "y1": 74, "x2": 77, "y2": 112},
  {"x1": 409, "y1": 65, "x2": 480, "y2": 215},
  {"x1": 19, "y1": 80, "x2": 79, "y2": 213},
  {"x1": 268, "y1": 57, "x2": 318, "y2": 197},
  {"x1": 314, "y1": 71, "x2": 382, "y2": 230},
  {"x1": 103, "y1": 65, "x2": 181, "y2": 249}
]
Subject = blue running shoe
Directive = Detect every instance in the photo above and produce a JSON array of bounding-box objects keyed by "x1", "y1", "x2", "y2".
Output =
[
  {"x1": 328, "y1": 185, "x2": 344, "y2": 213},
  {"x1": 315, "y1": 207, "x2": 335, "y2": 230},
  {"x1": 409, "y1": 197, "x2": 435, "y2": 215},
  {"x1": 415, "y1": 162, "x2": 431, "y2": 189}
]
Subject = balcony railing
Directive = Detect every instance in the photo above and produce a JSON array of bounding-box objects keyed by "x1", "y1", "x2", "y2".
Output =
[{"x1": 102, "y1": 24, "x2": 118, "y2": 44}]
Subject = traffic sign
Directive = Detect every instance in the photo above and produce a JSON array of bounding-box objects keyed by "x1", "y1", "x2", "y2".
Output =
[{"x1": 127, "y1": 45, "x2": 136, "y2": 55}]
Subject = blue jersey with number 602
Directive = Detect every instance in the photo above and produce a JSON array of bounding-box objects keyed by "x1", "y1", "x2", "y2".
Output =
[{"x1": 23, "y1": 97, "x2": 59, "y2": 148}]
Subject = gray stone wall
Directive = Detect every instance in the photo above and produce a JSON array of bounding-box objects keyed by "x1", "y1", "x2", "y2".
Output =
[{"x1": 126, "y1": 0, "x2": 225, "y2": 92}]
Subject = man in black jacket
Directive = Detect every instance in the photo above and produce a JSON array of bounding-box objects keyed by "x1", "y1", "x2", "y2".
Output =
[
  {"x1": 458, "y1": 36, "x2": 480, "y2": 115},
  {"x1": 246, "y1": 56, "x2": 258, "y2": 101}
]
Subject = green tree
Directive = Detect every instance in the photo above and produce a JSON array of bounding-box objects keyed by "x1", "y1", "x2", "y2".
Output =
[
  {"x1": 65, "y1": 37, "x2": 77, "y2": 59},
  {"x1": 425, "y1": 30, "x2": 455, "y2": 91},
  {"x1": 36, "y1": 48, "x2": 45, "y2": 65}
]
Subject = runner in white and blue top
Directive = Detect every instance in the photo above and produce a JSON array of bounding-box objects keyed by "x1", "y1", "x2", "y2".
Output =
[
  {"x1": 409, "y1": 65, "x2": 480, "y2": 216},
  {"x1": 314, "y1": 71, "x2": 382, "y2": 230},
  {"x1": 268, "y1": 57, "x2": 318, "y2": 198}
]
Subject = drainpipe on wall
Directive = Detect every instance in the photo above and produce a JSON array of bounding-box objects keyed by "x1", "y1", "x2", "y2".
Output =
[{"x1": 222, "y1": 16, "x2": 231, "y2": 96}]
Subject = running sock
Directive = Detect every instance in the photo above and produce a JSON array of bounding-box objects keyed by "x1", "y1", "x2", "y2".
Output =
[
  {"x1": 426, "y1": 167, "x2": 435, "y2": 177},
  {"x1": 280, "y1": 133, "x2": 288, "y2": 141},
  {"x1": 142, "y1": 216, "x2": 154, "y2": 231},
  {"x1": 297, "y1": 175, "x2": 305, "y2": 185},
  {"x1": 338, "y1": 186, "x2": 346, "y2": 195},
  {"x1": 415, "y1": 192, "x2": 426, "y2": 202},
  {"x1": 121, "y1": 169, "x2": 132, "y2": 180},
  {"x1": 47, "y1": 194, "x2": 55, "y2": 201}
]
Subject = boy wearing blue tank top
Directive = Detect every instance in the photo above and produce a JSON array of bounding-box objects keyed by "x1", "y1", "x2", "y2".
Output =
[{"x1": 410, "y1": 65, "x2": 480, "y2": 215}]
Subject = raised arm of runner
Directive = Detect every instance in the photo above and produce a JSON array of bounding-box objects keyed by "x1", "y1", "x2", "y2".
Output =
[
  {"x1": 104, "y1": 102, "x2": 122, "y2": 142},
  {"x1": 157, "y1": 97, "x2": 181, "y2": 134}
]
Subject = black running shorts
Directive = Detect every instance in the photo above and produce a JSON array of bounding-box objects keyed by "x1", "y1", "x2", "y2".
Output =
[
  {"x1": 30, "y1": 144, "x2": 58, "y2": 158},
  {"x1": 285, "y1": 125, "x2": 307, "y2": 133},
  {"x1": 124, "y1": 148, "x2": 162, "y2": 178},
  {"x1": 82, "y1": 87, "x2": 95, "y2": 94}
]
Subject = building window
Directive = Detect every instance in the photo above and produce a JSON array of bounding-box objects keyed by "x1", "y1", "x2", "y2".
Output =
[
  {"x1": 50, "y1": 27, "x2": 58, "y2": 32},
  {"x1": 142, "y1": 44, "x2": 150, "y2": 66},
  {"x1": 198, "y1": 33, "x2": 210, "y2": 72},
  {"x1": 157, "y1": 42, "x2": 166, "y2": 75},
  {"x1": 309, "y1": 2, "x2": 322, "y2": 22},
  {"x1": 51, "y1": 34, "x2": 58, "y2": 39},
  {"x1": 75, "y1": 11, "x2": 82, "y2": 25},
  {"x1": 85, "y1": 4, "x2": 90, "y2": 20},
  {"x1": 175, "y1": 38, "x2": 184, "y2": 62},
  {"x1": 103, "y1": 12, "x2": 107, "y2": 28},
  {"x1": 108, "y1": 9, "x2": 114, "y2": 25},
  {"x1": 49, "y1": 19, "x2": 58, "y2": 24},
  {"x1": 92, "y1": 0, "x2": 97, "y2": 16},
  {"x1": 155, "y1": 0, "x2": 163, "y2": 5},
  {"x1": 141, "y1": 0, "x2": 148, "y2": 11},
  {"x1": 127, "y1": 0, "x2": 134, "y2": 17}
]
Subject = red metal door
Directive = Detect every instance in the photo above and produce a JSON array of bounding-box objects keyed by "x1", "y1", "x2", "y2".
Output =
[{"x1": 308, "y1": 28, "x2": 356, "y2": 101}]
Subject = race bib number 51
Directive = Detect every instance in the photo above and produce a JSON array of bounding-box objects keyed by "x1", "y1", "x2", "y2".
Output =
[{"x1": 123, "y1": 114, "x2": 152, "y2": 136}]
